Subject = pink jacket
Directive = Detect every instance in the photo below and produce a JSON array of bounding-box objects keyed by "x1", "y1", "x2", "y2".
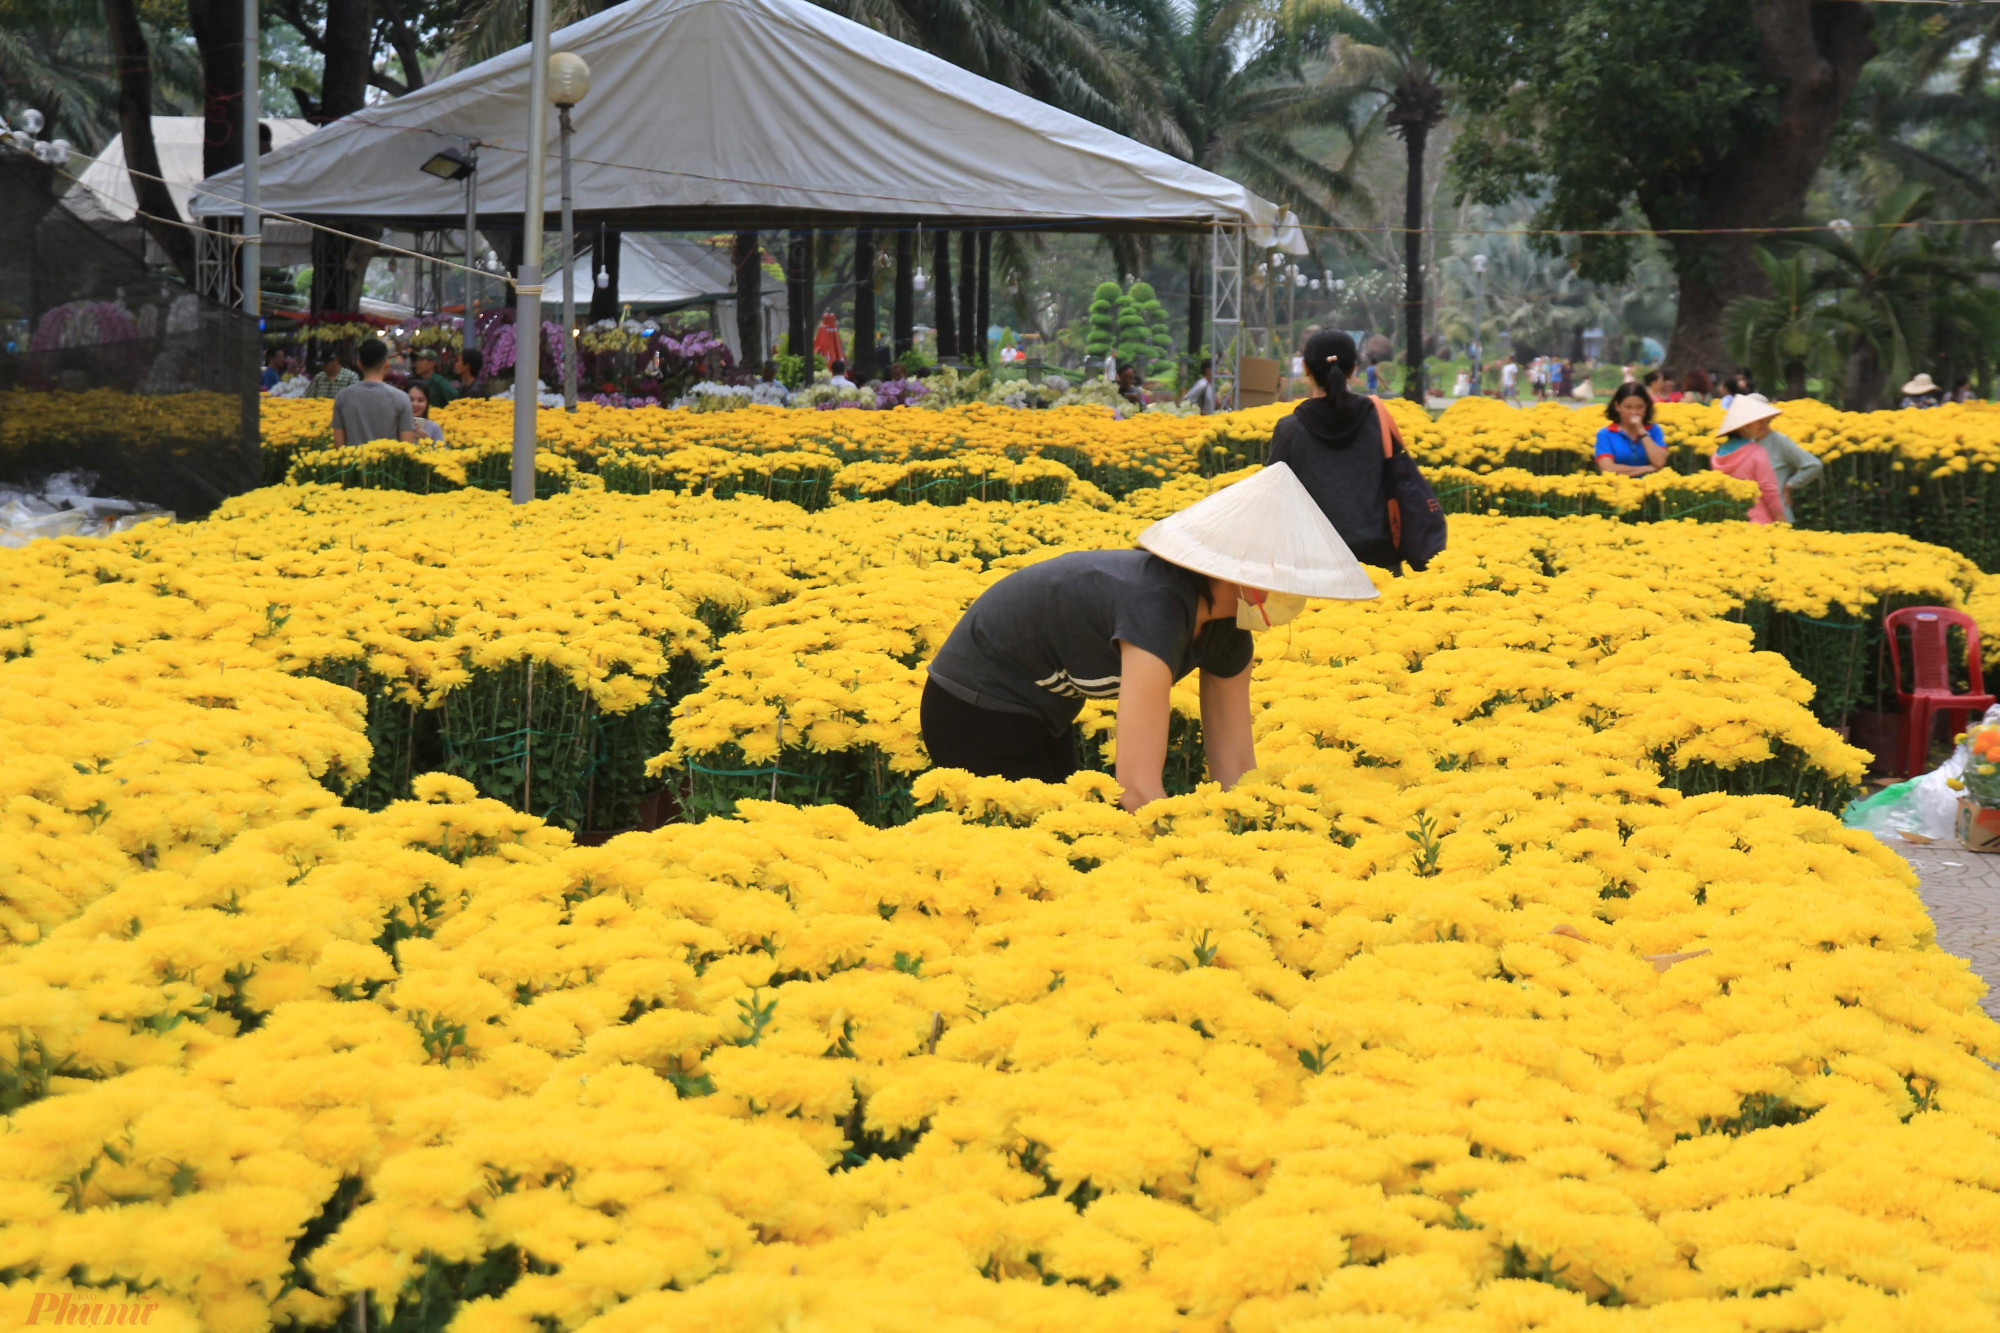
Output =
[{"x1": 1711, "y1": 441, "x2": 1784, "y2": 524}]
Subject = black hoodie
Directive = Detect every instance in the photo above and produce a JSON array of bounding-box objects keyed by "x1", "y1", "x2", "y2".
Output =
[{"x1": 1265, "y1": 394, "x2": 1398, "y2": 570}]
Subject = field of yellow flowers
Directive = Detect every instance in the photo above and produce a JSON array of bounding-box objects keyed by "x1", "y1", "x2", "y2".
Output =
[
  {"x1": 259, "y1": 393, "x2": 2000, "y2": 567},
  {"x1": 6, "y1": 405, "x2": 2000, "y2": 1330}
]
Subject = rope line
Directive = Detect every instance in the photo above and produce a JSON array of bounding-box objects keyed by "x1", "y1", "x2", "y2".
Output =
[
  {"x1": 50, "y1": 148, "x2": 508, "y2": 287},
  {"x1": 686, "y1": 759, "x2": 833, "y2": 781},
  {"x1": 49, "y1": 130, "x2": 2000, "y2": 250}
]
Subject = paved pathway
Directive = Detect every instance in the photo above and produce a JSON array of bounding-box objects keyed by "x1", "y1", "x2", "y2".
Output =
[{"x1": 1897, "y1": 838, "x2": 2000, "y2": 1021}]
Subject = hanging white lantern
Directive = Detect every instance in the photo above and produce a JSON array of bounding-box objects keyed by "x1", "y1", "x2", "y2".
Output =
[
  {"x1": 595, "y1": 266, "x2": 609, "y2": 290},
  {"x1": 913, "y1": 268, "x2": 927, "y2": 293}
]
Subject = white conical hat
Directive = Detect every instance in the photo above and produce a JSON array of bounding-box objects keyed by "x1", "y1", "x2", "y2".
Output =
[
  {"x1": 1137, "y1": 462, "x2": 1380, "y2": 600},
  {"x1": 1714, "y1": 393, "x2": 1781, "y2": 437}
]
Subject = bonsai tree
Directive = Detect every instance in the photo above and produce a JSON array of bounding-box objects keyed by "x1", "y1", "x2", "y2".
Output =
[
  {"x1": 1115, "y1": 285, "x2": 1150, "y2": 371},
  {"x1": 1086, "y1": 281, "x2": 1121, "y2": 363}
]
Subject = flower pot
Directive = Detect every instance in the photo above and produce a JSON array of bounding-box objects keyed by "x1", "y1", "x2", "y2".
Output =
[
  {"x1": 1957, "y1": 798, "x2": 2000, "y2": 854},
  {"x1": 1847, "y1": 710, "x2": 1903, "y2": 777}
]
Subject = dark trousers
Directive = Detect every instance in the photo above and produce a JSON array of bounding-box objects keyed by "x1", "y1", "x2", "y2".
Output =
[{"x1": 920, "y1": 679, "x2": 1078, "y2": 782}]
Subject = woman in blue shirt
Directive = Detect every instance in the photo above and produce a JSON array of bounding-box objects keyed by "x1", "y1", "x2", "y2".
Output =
[{"x1": 1595, "y1": 382, "x2": 1669, "y2": 476}]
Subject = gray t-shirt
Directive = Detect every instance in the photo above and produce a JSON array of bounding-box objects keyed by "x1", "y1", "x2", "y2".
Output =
[
  {"x1": 330, "y1": 380, "x2": 415, "y2": 445},
  {"x1": 927, "y1": 550, "x2": 1255, "y2": 733},
  {"x1": 1759, "y1": 429, "x2": 1823, "y2": 521}
]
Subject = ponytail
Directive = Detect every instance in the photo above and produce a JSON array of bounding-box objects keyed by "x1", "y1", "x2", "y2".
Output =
[
  {"x1": 1313, "y1": 358, "x2": 1351, "y2": 402},
  {"x1": 1301, "y1": 329, "x2": 1360, "y2": 402}
]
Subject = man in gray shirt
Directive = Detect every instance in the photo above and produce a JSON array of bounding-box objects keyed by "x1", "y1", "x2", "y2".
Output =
[{"x1": 330, "y1": 337, "x2": 417, "y2": 447}]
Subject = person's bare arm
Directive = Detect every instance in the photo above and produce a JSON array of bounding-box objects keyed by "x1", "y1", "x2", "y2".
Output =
[
  {"x1": 400, "y1": 430, "x2": 418, "y2": 443},
  {"x1": 1596, "y1": 456, "x2": 1653, "y2": 477},
  {"x1": 1114, "y1": 640, "x2": 1172, "y2": 813},
  {"x1": 1199, "y1": 665, "x2": 1256, "y2": 790},
  {"x1": 332, "y1": 427, "x2": 347, "y2": 447},
  {"x1": 1641, "y1": 435, "x2": 1669, "y2": 469}
]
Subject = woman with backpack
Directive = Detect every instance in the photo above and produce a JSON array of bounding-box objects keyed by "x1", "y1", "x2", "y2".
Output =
[{"x1": 1265, "y1": 330, "x2": 1445, "y2": 573}]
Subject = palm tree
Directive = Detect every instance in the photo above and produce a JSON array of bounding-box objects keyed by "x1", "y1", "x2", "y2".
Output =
[
  {"x1": 1285, "y1": 0, "x2": 1442, "y2": 401},
  {"x1": 1108, "y1": 0, "x2": 1375, "y2": 358},
  {"x1": 0, "y1": 0, "x2": 197, "y2": 151},
  {"x1": 1722, "y1": 249, "x2": 1840, "y2": 400},
  {"x1": 1796, "y1": 185, "x2": 1973, "y2": 409}
]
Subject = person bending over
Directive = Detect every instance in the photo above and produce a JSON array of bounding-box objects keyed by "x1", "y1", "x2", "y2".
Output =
[{"x1": 921, "y1": 464, "x2": 1377, "y2": 811}]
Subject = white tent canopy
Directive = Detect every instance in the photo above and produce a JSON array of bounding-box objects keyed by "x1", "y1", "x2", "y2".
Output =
[
  {"x1": 69, "y1": 117, "x2": 317, "y2": 264},
  {"x1": 73, "y1": 116, "x2": 314, "y2": 224},
  {"x1": 189, "y1": 0, "x2": 1302, "y2": 246},
  {"x1": 575, "y1": 234, "x2": 787, "y2": 362},
  {"x1": 578, "y1": 234, "x2": 736, "y2": 306}
]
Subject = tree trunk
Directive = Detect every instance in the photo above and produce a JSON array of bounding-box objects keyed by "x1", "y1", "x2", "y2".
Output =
[
  {"x1": 309, "y1": 0, "x2": 373, "y2": 314},
  {"x1": 933, "y1": 230, "x2": 957, "y2": 360},
  {"x1": 1661, "y1": 1, "x2": 1874, "y2": 370},
  {"x1": 185, "y1": 0, "x2": 244, "y2": 181},
  {"x1": 853, "y1": 227, "x2": 877, "y2": 380},
  {"x1": 975, "y1": 231, "x2": 991, "y2": 366},
  {"x1": 587, "y1": 228, "x2": 621, "y2": 323},
  {"x1": 1186, "y1": 242, "x2": 1205, "y2": 359},
  {"x1": 379, "y1": 0, "x2": 426, "y2": 92},
  {"x1": 1401, "y1": 122, "x2": 1427, "y2": 403},
  {"x1": 787, "y1": 230, "x2": 811, "y2": 359},
  {"x1": 104, "y1": 0, "x2": 196, "y2": 284},
  {"x1": 1843, "y1": 340, "x2": 1885, "y2": 412},
  {"x1": 1784, "y1": 360, "x2": 1808, "y2": 401},
  {"x1": 893, "y1": 229, "x2": 914, "y2": 359},
  {"x1": 957, "y1": 231, "x2": 976, "y2": 363},
  {"x1": 733, "y1": 230, "x2": 763, "y2": 366}
]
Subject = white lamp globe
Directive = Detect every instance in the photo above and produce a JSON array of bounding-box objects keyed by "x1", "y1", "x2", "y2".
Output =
[{"x1": 548, "y1": 52, "x2": 593, "y2": 107}]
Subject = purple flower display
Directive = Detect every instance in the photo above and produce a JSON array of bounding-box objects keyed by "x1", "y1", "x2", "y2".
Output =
[
  {"x1": 873, "y1": 378, "x2": 930, "y2": 409},
  {"x1": 30, "y1": 302, "x2": 140, "y2": 352},
  {"x1": 477, "y1": 310, "x2": 567, "y2": 383}
]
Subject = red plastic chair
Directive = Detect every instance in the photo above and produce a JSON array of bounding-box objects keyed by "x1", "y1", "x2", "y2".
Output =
[{"x1": 1884, "y1": 606, "x2": 1994, "y2": 777}]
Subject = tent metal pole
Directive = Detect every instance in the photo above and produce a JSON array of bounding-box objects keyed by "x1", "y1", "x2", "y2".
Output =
[
  {"x1": 1209, "y1": 221, "x2": 1242, "y2": 411},
  {"x1": 512, "y1": 0, "x2": 552, "y2": 505},
  {"x1": 465, "y1": 150, "x2": 479, "y2": 356},
  {"x1": 240, "y1": 0, "x2": 259, "y2": 317}
]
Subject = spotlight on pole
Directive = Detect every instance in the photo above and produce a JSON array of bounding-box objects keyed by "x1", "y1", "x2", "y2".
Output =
[{"x1": 420, "y1": 147, "x2": 476, "y2": 181}]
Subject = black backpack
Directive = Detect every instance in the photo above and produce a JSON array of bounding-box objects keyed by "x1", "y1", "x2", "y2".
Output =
[{"x1": 1368, "y1": 396, "x2": 1448, "y2": 572}]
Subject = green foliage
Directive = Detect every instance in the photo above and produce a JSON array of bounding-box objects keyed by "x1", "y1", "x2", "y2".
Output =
[
  {"x1": 1085, "y1": 283, "x2": 1121, "y2": 359},
  {"x1": 1394, "y1": 0, "x2": 1872, "y2": 283}
]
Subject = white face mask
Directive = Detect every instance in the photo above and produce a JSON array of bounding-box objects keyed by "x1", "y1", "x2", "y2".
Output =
[{"x1": 1236, "y1": 589, "x2": 1308, "y2": 632}]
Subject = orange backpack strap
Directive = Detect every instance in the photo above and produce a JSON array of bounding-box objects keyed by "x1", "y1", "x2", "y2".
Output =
[
  {"x1": 1370, "y1": 395, "x2": 1404, "y2": 550},
  {"x1": 1369, "y1": 394, "x2": 1402, "y2": 458}
]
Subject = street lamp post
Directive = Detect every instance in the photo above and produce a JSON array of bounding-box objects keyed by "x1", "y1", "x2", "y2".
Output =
[
  {"x1": 241, "y1": 0, "x2": 259, "y2": 317},
  {"x1": 512, "y1": 0, "x2": 553, "y2": 505},
  {"x1": 1469, "y1": 253, "x2": 1487, "y2": 396},
  {"x1": 548, "y1": 52, "x2": 591, "y2": 412}
]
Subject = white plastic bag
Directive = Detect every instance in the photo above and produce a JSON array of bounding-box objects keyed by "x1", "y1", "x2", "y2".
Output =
[{"x1": 1845, "y1": 702, "x2": 2000, "y2": 841}]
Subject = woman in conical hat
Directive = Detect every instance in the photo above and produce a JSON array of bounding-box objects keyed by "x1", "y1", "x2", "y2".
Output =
[
  {"x1": 1713, "y1": 393, "x2": 1821, "y2": 522},
  {"x1": 923, "y1": 464, "x2": 1376, "y2": 811},
  {"x1": 1710, "y1": 395, "x2": 1787, "y2": 524}
]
